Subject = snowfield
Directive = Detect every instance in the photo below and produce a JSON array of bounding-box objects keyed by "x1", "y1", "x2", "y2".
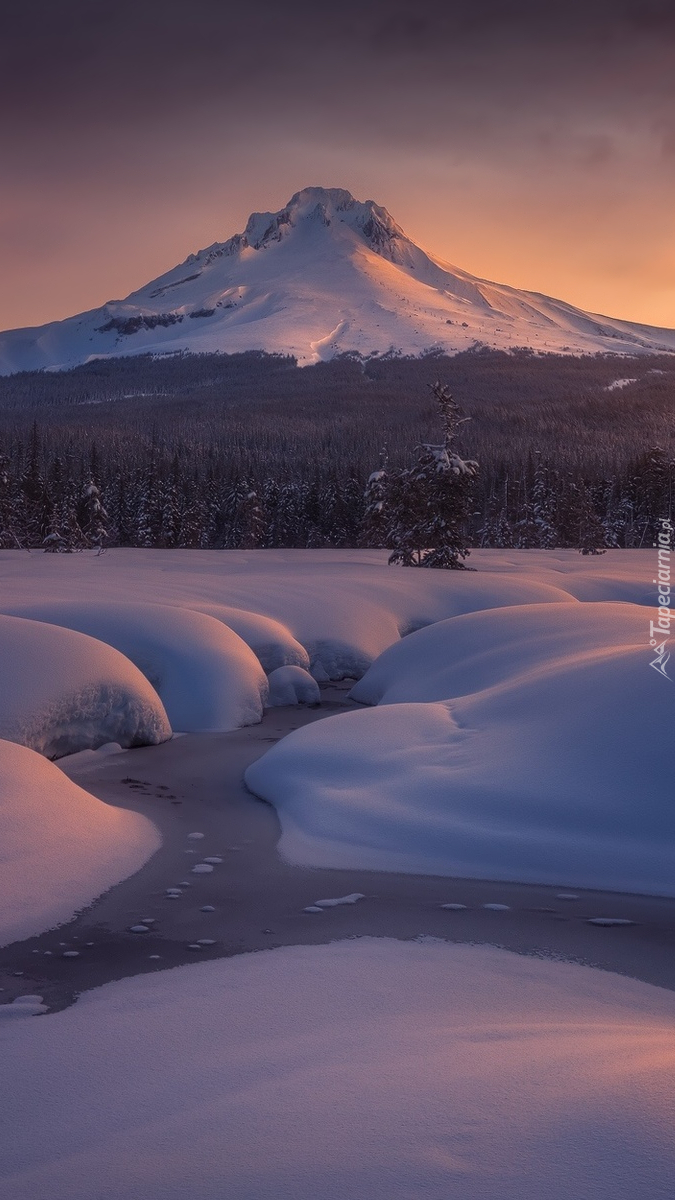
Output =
[
  {"x1": 0, "y1": 547, "x2": 671, "y2": 896},
  {"x1": 0, "y1": 739, "x2": 160, "y2": 945},
  {"x1": 0, "y1": 547, "x2": 580, "y2": 681},
  {"x1": 0, "y1": 614, "x2": 171, "y2": 757},
  {"x1": 1, "y1": 939, "x2": 674, "y2": 1199},
  {"x1": 1, "y1": 186, "x2": 675, "y2": 373},
  {"x1": 1, "y1": 601, "x2": 268, "y2": 732}
]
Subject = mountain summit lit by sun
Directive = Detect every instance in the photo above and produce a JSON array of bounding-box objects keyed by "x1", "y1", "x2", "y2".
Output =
[{"x1": 2, "y1": 185, "x2": 675, "y2": 375}]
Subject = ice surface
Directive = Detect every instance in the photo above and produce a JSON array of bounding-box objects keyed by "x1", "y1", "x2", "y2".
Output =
[
  {"x1": 1, "y1": 939, "x2": 674, "y2": 1198},
  {"x1": 0, "y1": 739, "x2": 160, "y2": 946}
]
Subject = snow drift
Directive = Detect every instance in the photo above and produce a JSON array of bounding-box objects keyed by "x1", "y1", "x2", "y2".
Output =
[
  {"x1": 247, "y1": 602, "x2": 675, "y2": 894},
  {"x1": 0, "y1": 738, "x2": 160, "y2": 945},
  {"x1": 0, "y1": 614, "x2": 170, "y2": 757},
  {"x1": 350, "y1": 600, "x2": 648, "y2": 704},
  {"x1": 1, "y1": 939, "x2": 674, "y2": 1199},
  {"x1": 0, "y1": 602, "x2": 268, "y2": 732},
  {"x1": 187, "y1": 602, "x2": 309, "y2": 672},
  {"x1": 267, "y1": 665, "x2": 320, "y2": 707}
]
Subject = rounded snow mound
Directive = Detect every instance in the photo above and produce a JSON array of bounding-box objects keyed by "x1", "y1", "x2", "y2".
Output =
[
  {"x1": 0, "y1": 614, "x2": 171, "y2": 758},
  {"x1": 0, "y1": 602, "x2": 268, "y2": 732},
  {"x1": 267, "y1": 665, "x2": 320, "y2": 707},
  {"x1": 0, "y1": 738, "x2": 160, "y2": 945},
  {"x1": 247, "y1": 602, "x2": 675, "y2": 895},
  {"x1": 351, "y1": 600, "x2": 646, "y2": 704},
  {"x1": 1, "y1": 939, "x2": 674, "y2": 1197},
  {"x1": 187, "y1": 602, "x2": 309, "y2": 672}
]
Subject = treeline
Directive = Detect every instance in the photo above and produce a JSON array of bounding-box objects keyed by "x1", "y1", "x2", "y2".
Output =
[
  {"x1": 0, "y1": 348, "x2": 674, "y2": 481},
  {"x1": 0, "y1": 348, "x2": 673, "y2": 551},
  {"x1": 0, "y1": 428, "x2": 672, "y2": 552}
]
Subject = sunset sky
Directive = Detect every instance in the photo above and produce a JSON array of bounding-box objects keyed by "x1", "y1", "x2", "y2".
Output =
[{"x1": 2, "y1": 0, "x2": 675, "y2": 332}]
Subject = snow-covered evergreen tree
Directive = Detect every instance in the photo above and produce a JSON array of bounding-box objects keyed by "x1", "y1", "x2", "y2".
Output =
[
  {"x1": 77, "y1": 479, "x2": 109, "y2": 550},
  {"x1": 531, "y1": 456, "x2": 557, "y2": 548},
  {"x1": 361, "y1": 448, "x2": 389, "y2": 547},
  {"x1": 383, "y1": 382, "x2": 478, "y2": 569},
  {"x1": 226, "y1": 480, "x2": 266, "y2": 548}
]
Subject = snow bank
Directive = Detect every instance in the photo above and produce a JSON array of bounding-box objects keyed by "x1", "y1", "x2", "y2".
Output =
[
  {"x1": 0, "y1": 615, "x2": 170, "y2": 757},
  {"x1": 1, "y1": 939, "x2": 674, "y2": 1199},
  {"x1": 0, "y1": 739, "x2": 160, "y2": 945},
  {"x1": 267, "y1": 666, "x2": 320, "y2": 707},
  {"x1": 1, "y1": 602, "x2": 267, "y2": 732},
  {"x1": 187, "y1": 603, "x2": 309, "y2": 672},
  {"x1": 247, "y1": 602, "x2": 675, "y2": 894},
  {"x1": 351, "y1": 601, "x2": 646, "y2": 704}
]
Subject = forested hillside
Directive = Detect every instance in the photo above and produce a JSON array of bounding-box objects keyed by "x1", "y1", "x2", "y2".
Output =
[{"x1": 0, "y1": 349, "x2": 673, "y2": 550}]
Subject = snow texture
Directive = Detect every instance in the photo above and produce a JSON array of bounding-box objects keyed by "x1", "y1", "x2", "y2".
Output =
[
  {"x1": 0, "y1": 614, "x2": 170, "y2": 757},
  {"x1": 0, "y1": 601, "x2": 267, "y2": 732},
  {"x1": 1, "y1": 939, "x2": 675, "y2": 1199},
  {"x1": 1, "y1": 186, "x2": 674, "y2": 374},
  {"x1": 0, "y1": 547, "x2": 582, "y2": 682},
  {"x1": 267, "y1": 665, "x2": 320, "y2": 707},
  {"x1": 0, "y1": 739, "x2": 160, "y2": 945},
  {"x1": 247, "y1": 600, "x2": 675, "y2": 895}
]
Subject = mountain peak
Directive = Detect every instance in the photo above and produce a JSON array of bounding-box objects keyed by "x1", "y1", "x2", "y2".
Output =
[
  {"x1": 1, "y1": 185, "x2": 675, "y2": 374},
  {"x1": 195, "y1": 187, "x2": 411, "y2": 264}
]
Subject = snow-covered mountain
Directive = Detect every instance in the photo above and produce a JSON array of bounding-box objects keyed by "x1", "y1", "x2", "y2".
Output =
[{"x1": 2, "y1": 185, "x2": 675, "y2": 374}]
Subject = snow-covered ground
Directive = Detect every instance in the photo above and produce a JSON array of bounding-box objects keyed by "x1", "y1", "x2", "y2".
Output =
[
  {"x1": 1, "y1": 547, "x2": 673, "y2": 1198},
  {"x1": 0, "y1": 739, "x2": 159, "y2": 945},
  {"x1": 0, "y1": 546, "x2": 648, "y2": 681},
  {"x1": 1, "y1": 187, "x2": 674, "y2": 373},
  {"x1": 1, "y1": 938, "x2": 674, "y2": 1199},
  {"x1": 0, "y1": 546, "x2": 671, "y2": 936}
]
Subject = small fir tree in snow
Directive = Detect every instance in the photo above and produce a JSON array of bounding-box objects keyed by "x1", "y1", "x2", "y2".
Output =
[
  {"x1": 361, "y1": 448, "x2": 389, "y2": 547},
  {"x1": 77, "y1": 480, "x2": 109, "y2": 550},
  {"x1": 382, "y1": 382, "x2": 478, "y2": 569}
]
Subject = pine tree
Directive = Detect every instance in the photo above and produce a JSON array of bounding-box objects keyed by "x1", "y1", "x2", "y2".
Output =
[
  {"x1": 77, "y1": 480, "x2": 109, "y2": 550},
  {"x1": 361, "y1": 449, "x2": 389, "y2": 547},
  {"x1": 225, "y1": 480, "x2": 266, "y2": 548},
  {"x1": 575, "y1": 481, "x2": 607, "y2": 555},
  {"x1": 382, "y1": 382, "x2": 478, "y2": 569},
  {"x1": 531, "y1": 456, "x2": 557, "y2": 548}
]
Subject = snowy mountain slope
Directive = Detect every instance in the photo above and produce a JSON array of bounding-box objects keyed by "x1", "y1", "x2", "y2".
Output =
[{"x1": 2, "y1": 185, "x2": 674, "y2": 374}]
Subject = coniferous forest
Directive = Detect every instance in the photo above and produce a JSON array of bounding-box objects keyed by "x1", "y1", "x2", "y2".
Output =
[{"x1": 0, "y1": 347, "x2": 673, "y2": 552}]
